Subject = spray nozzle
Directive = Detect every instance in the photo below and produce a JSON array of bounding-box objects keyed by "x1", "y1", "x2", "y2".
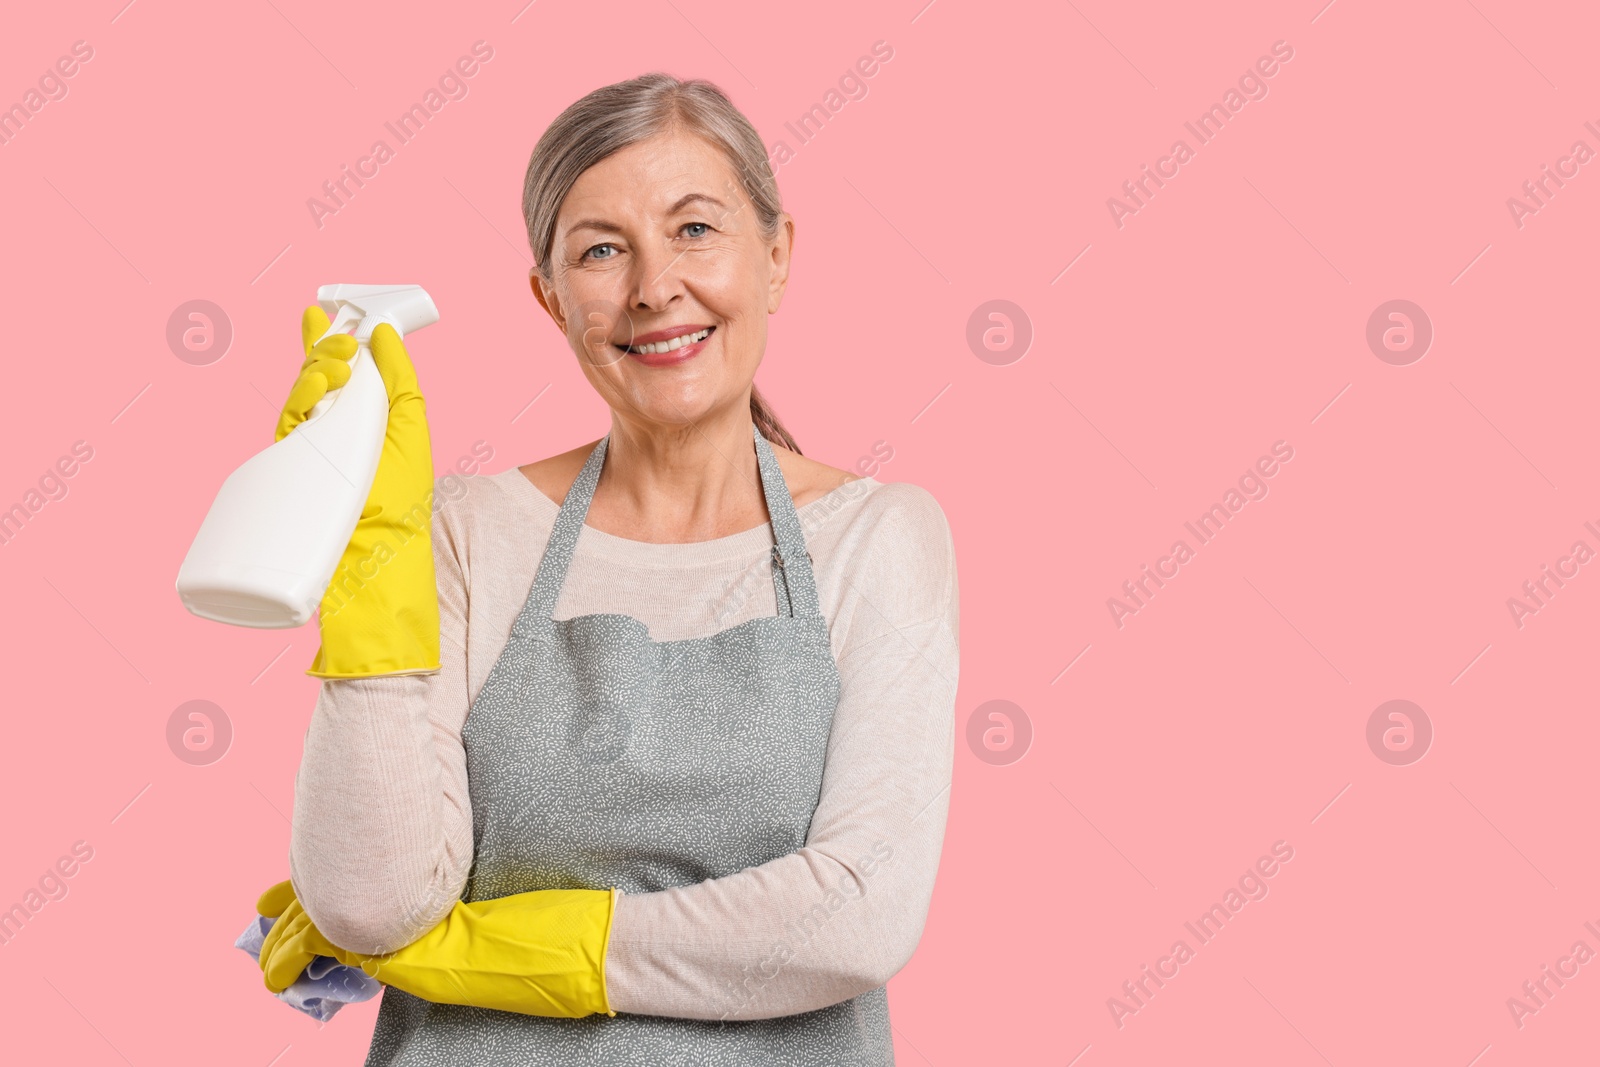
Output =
[{"x1": 316, "y1": 284, "x2": 440, "y2": 343}]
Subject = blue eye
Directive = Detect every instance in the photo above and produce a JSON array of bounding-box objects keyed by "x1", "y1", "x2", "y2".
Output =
[
  {"x1": 585, "y1": 243, "x2": 617, "y2": 261},
  {"x1": 682, "y1": 222, "x2": 709, "y2": 238}
]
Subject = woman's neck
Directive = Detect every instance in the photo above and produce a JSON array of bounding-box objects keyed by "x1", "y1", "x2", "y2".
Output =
[{"x1": 586, "y1": 411, "x2": 769, "y2": 543}]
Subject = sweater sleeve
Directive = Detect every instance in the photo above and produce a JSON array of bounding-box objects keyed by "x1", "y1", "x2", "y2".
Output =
[
  {"x1": 287, "y1": 476, "x2": 478, "y2": 956},
  {"x1": 602, "y1": 483, "x2": 960, "y2": 1020}
]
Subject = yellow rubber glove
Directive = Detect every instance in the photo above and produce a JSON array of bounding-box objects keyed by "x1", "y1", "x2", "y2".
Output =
[
  {"x1": 255, "y1": 879, "x2": 618, "y2": 1019},
  {"x1": 275, "y1": 307, "x2": 440, "y2": 678},
  {"x1": 256, "y1": 878, "x2": 298, "y2": 920}
]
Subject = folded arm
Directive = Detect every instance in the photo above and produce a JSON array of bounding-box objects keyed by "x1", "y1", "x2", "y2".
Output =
[
  {"x1": 286, "y1": 478, "x2": 959, "y2": 1020},
  {"x1": 605, "y1": 484, "x2": 960, "y2": 1019},
  {"x1": 288, "y1": 477, "x2": 476, "y2": 955}
]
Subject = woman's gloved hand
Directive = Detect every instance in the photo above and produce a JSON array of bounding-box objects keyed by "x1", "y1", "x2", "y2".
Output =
[
  {"x1": 254, "y1": 879, "x2": 619, "y2": 1019},
  {"x1": 276, "y1": 307, "x2": 440, "y2": 678},
  {"x1": 255, "y1": 879, "x2": 362, "y2": 989},
  {"x1": 256, "y1": 878, "x2": 299, "y2": 920}
]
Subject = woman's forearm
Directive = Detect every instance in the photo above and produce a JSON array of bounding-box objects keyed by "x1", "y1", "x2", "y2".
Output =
[
  {"x1": 605, "y1": 782, "x2": 953, "y2": 1020},
  {"x1": 287, "y1": 487, "x2": 478, "y2": 956},
  {"x1": 288, "y1": 674, "x2": 475, "y2": 955}
]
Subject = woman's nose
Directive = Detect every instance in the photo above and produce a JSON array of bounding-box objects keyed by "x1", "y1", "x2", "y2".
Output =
[{"x1": 627, "y1": 238, "x2": 688, "y2": 311}]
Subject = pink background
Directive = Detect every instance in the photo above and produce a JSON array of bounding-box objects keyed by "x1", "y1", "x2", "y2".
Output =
[{"x1": 1, "y1": 0, "x2": 1596, "y2": 1062}]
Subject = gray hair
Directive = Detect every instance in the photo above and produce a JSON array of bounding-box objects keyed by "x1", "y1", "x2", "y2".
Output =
[{"x1": 522, "y1": 72, "x2": 799, "y2": 453}]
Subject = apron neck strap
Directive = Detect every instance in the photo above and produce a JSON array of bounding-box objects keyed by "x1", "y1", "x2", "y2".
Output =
[
  {"x1": 753, "y1": 424, "x2": 821, "y2": 619},
  {"x1": 513, "y1": 423, "x2": 819, "y2": 636}
]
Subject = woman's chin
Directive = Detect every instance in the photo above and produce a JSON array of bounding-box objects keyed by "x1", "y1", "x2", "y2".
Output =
[{"x1": 624, "y1": 389, "x2": 740, "y2": 428}]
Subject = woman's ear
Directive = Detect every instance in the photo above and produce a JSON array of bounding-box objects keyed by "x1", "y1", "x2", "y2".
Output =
[
  {"x1": 529, "y1": 268, "x2": 566, "y2": 333},
  {"x1": 767, "y1": 213, "x2": 794, "y2": 314}
]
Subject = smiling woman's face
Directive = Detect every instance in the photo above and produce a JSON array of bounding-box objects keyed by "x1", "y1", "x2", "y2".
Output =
[{"x1": 532, "y1": 128, "x2": 793, "y2": 434}]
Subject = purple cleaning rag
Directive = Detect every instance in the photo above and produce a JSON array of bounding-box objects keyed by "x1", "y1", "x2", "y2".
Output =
[{"x1": 236, "y1": 913, "x2": 381, "y2": 1021}]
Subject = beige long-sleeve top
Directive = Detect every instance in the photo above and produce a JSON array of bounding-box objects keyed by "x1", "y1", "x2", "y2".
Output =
[{"x1": 288, "y1": 461, "x2": 959, "y2": 1021}]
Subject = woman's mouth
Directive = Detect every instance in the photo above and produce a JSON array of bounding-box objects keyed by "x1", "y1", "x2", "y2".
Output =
[{"x1": 617, "y1": 326, "x2": 715, "y2": 366}]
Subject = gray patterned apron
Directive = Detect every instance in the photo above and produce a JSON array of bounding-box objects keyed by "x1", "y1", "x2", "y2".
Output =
[{"x1": 364, "y1": 424, "x2": 894, "y2": 1066}]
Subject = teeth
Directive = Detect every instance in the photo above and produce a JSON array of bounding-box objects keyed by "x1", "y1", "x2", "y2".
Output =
[{"x1": 628, "y1": 327, "x2": 710, "y2": 355}]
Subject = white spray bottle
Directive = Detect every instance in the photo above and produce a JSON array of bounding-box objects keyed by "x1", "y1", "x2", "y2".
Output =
[{"x1": 176, "y1": 284, "x2": 440, "y2": 629}]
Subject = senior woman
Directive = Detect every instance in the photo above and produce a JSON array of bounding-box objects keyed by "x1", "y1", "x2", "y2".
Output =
[{"x1": 254, "y1": 73, "x2": 959, "y2": 1065}]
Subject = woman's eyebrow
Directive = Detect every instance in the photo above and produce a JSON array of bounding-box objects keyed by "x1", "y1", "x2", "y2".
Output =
[
  {"x1": 666, "y1": 192, "x2": 728, "y2": 214},
  {"x1": 566, "y1": 193, "x2": 731, "y2": 236}
]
